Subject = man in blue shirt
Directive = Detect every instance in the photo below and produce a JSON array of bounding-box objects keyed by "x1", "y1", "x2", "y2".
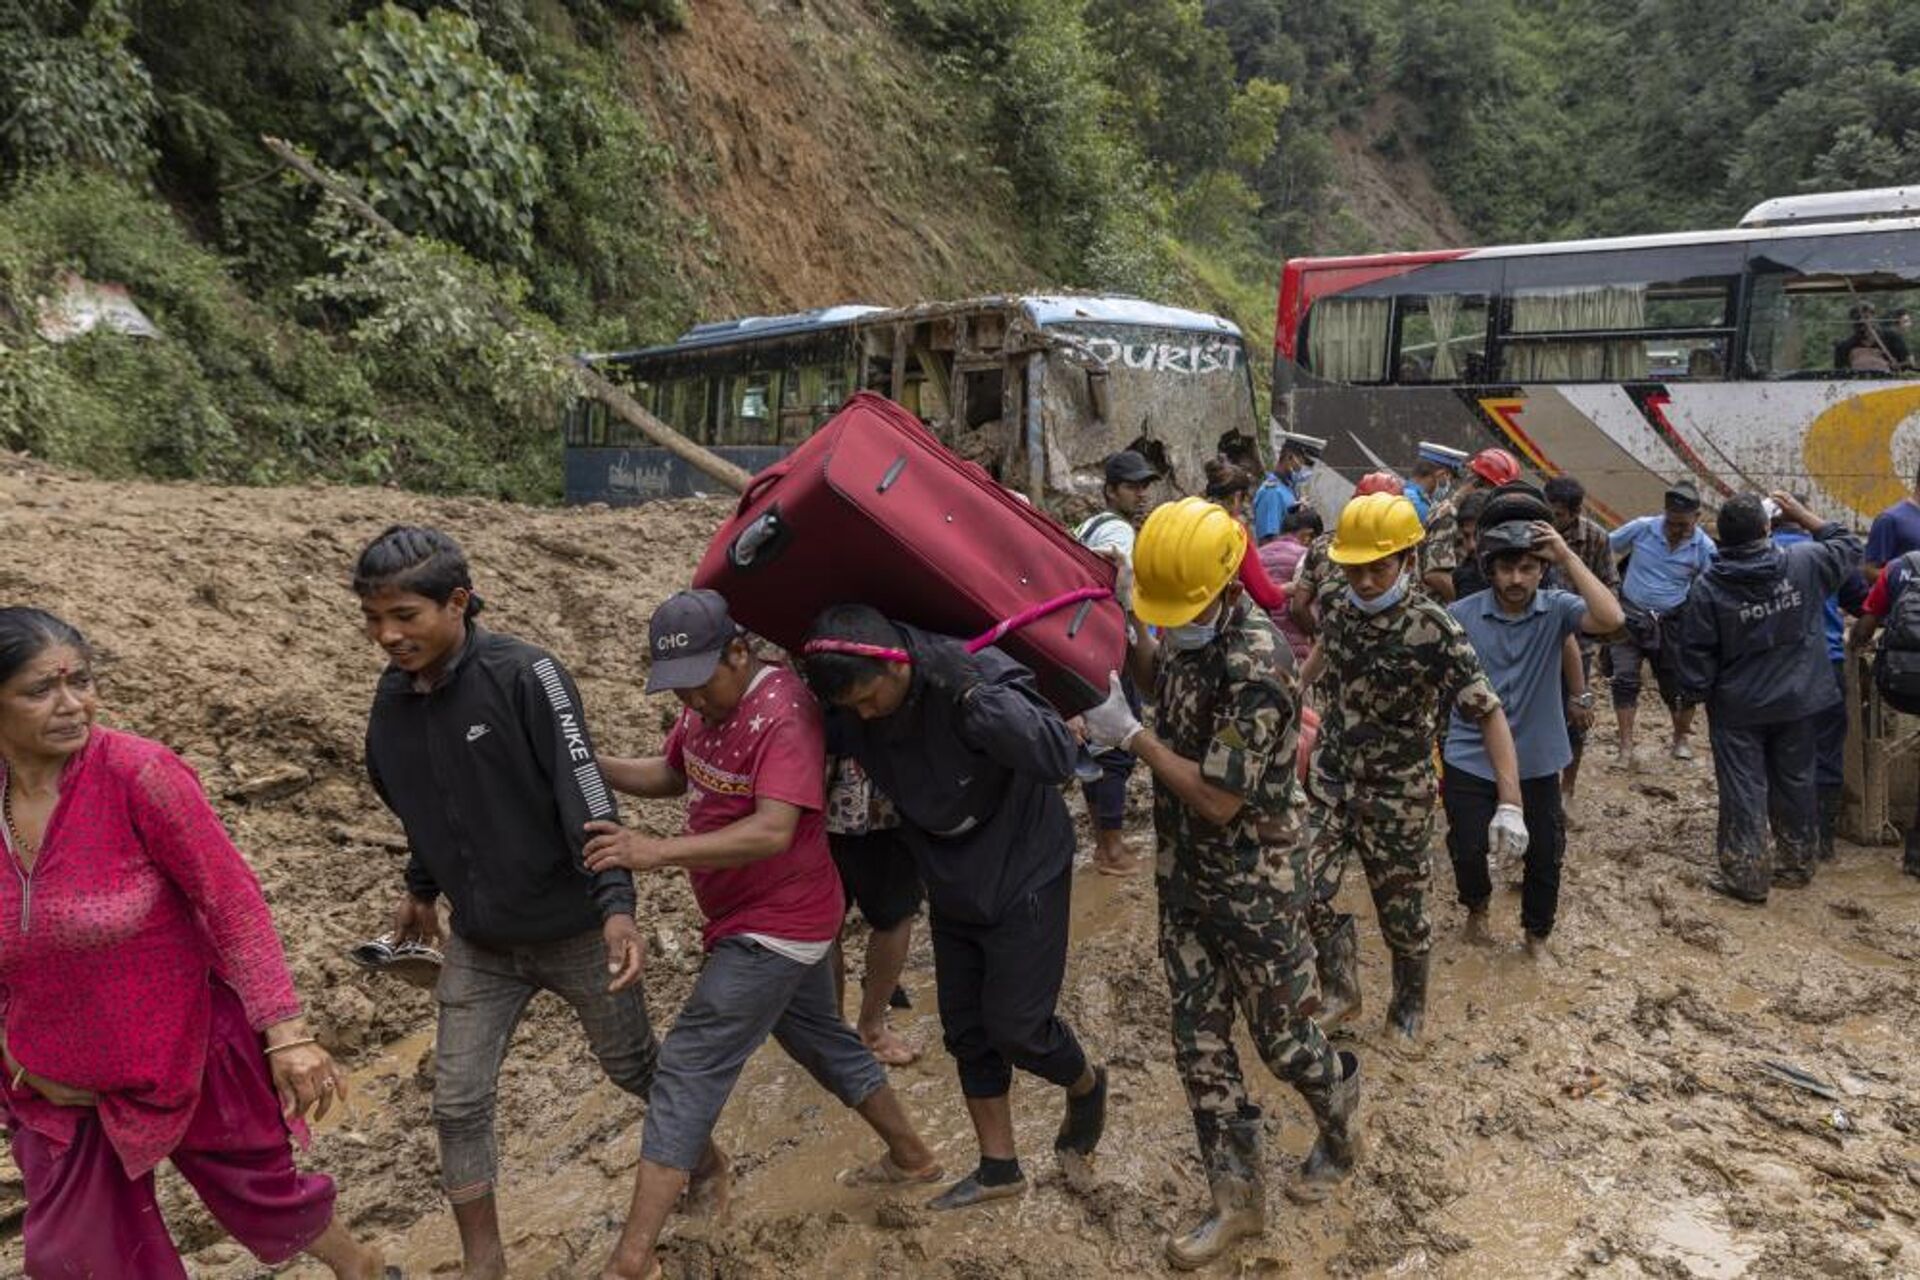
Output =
[
  {"x1": 1863, "y1": 464, "x2": 1920, "y2": 578},
  {"x1": 1607, "y1": 480, "x2": 1716, "y2": 768},
  {"x1": 1445, "y1": 508, "x2": 1624, "y2": 957},
  {"x1": 1772, "y1": 502, "x2": 1851, "y2": 861},
  {"x1": 1251, "y1": 431, "x2": 1325, "y2": 545}
]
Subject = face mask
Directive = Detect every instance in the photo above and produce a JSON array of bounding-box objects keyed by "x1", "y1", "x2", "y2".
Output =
[
  {"x1": 1165, "y1": 603, "x2": 1223, "y2": 651},
  {"x1": 1290, "y1": 465, "x2": 1315, "y2": 488},
  {"x1": 1348, "y1": 572, "x2": 1410, "y2": 616}
]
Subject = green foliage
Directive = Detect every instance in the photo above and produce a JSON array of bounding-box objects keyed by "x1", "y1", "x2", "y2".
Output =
[
  {"x1": 334, "y1": 4, "x2": 547, "y2": 261},
  {"x1": 296, "y1": 197, "x2": 577, "y2": 499},
  {"x1": 887, "y1": 0, "x2": 1173, "y2": 292},
  {"x1": 0, "y1": 170, "x2": 376, "y2": 481},
  {"x1": 0, "y1": 1, "x2": 157, "y2": 182}
]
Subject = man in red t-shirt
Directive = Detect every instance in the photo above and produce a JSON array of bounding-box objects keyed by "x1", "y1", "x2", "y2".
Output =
[{"x1": 586, "y1": 590, "x2": 941, "y2": 1280}]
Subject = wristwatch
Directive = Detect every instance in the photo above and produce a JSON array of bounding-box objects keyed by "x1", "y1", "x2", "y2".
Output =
[{"x1": 1570, "y1": 692, "x2": 1594, "y2": 708}]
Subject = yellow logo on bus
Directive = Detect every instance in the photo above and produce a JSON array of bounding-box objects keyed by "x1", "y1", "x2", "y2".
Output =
[{"x1": 1802, "y1": 385, "x2": 1920, "y2": 519}]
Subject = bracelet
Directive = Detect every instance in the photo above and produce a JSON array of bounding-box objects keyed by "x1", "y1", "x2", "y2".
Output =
[{"x1": 263, "y1": 1037, "x2": 319, "y2": 1056}]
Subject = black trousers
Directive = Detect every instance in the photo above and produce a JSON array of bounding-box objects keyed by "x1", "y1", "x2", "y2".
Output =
[
  {"x1": 929, "y1": 869, "x2": 1088, "y2": 1099},
  {"x1": 1443, "y1": 764, "x2": 1566, "y2": 939},
  {"x1": 1813, "y1": 661, "x2": 1846, "y2": 792},
  {"x1": 1708, "y1": 717, "x2": 1816, "y2": 898}
]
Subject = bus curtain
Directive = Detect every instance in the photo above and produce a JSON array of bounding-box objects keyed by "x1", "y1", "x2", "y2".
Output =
[
  {"x1": 1506, "y1": 285, "x2": 1648, "y2": 381},
  {"x1": 1307, "y1": 297, "x2": 1392, "y2": 381}
]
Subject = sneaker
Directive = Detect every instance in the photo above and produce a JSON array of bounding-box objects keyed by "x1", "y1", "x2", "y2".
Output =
[{"x1": 1670, "y1": 741, "x2": 1696, "y2": 762}]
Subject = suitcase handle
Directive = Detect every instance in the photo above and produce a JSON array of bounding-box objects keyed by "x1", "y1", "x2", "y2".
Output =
[
  {"x1": 733, "y1": 459, "x2": 794, "y2": 516},
  {"x1": 728, "y1": 505, "x2": 790, "y2": 571}
]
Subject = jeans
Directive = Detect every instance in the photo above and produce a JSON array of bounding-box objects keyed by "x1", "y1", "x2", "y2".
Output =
[
  {"x1": 641, "y1": 938, "x2": 887, "y2": 1170},
  {"x1": 433, "y1": 927, "x2": 657, "y2": 1199},
  {"x1": 1443, "y1": 765, "x2": 1566, "y2": 939}
]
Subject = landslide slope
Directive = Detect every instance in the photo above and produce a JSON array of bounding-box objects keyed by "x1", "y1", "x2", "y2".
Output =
[{"x1": 619, "y1": 0, "x2": 1040, "y2": 313}]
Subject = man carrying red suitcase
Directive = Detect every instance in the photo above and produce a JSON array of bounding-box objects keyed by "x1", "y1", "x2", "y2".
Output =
[{"x1": 800, "y1": 607, "x2": 1109, "y2": 1209}]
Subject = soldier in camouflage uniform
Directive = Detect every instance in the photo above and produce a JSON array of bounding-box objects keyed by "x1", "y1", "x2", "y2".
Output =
[
  {"x1": 1086, "y1": 496, "x2": 1360, "y2": 1271},
  {"x1": 1418, "y1": 447, "x2": 1522, "y2": 604},
  {"x1": 1307, "y1": 492, "x2": 1523, "y2": 1041},
  {"x1": 1289, "y1": 472, "x2": 1405, "y2": 641}
]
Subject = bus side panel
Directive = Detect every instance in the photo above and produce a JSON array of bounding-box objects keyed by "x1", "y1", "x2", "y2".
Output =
[
  {"x1": 1299, "y1": 376, "x2": 1920, "y2": 528},
  {"x1": 565, "y1": 446, "x2": 788, "y2": 505},
  {"x1": 1659, "y1": 379, "x2": 1920, "y2": 523}
]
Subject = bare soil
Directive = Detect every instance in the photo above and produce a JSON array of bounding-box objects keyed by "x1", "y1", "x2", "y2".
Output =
[
  {"x1": 619, "y1": 0, "x2": 1039, "y2": 315},
  {"x1": 1, "y1": 459, "x2": 1915, "y2": 1279}
]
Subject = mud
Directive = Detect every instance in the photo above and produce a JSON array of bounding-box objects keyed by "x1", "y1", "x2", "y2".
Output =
[{"x1": 1, "y1": 457, "x2": 1916, "y2": 1278}]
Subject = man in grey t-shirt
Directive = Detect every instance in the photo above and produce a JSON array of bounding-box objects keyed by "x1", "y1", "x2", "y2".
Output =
[{"x1": 1443, "y1": 513, "x2": 1624, "y2": 957}]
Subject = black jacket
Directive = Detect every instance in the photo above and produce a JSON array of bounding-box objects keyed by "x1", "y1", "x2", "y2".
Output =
[
  {"x1": 1676, "y1": 523, "x2": 1861, "y2": 726},
  {"x1": 829, "y1": 625, "x2": 1078, "y2": 925},
  {"x1": 366, "y1": 625, "x2": 634, "y2": 947}
]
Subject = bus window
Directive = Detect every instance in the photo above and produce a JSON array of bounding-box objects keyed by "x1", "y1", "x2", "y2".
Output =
[
  {"x1": 657, "y1": 377, "x2": 710, "y2": 440},
  {"x1": 605, "y1": 379, "x2": 656, "y2": 446},
  {"x1": 1745, "y1": 232, "x2": 1920, "y2": 378},
  {"x1": 780, "y1": 364, "x2": 848, "y2": 442},
  {"x1": 1303, "y1": 297, "x2": 1390, "y2": 383},
  {"x1": 1394, "y1": 295, "x2": 1489, "y2": 383},
  {"x1": 1500, "y1": 273, "x2": 1733, "y2": 382},
  {"x1": 562, "y1": 401, "x2": 589, "y2": 447},
  {"x1": 716, "y1": 372, "x2": 777, "y2": 447}
]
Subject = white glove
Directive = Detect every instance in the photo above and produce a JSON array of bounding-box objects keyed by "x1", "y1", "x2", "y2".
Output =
[
  {"x1": 1083, "y1": 672, "x2": 1143, "y2": 752},
  {"x1": 1489, "y1": 803, "x2": 1530, "y2": 871}
]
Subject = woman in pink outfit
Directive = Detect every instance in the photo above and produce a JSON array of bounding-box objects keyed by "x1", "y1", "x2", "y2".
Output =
[
  {"x1": 0, "y1": 608, "x2": 391, "y2": 1279},
  {"x1": 1259, "y1": 506, "x2": 1323, "y2": 666}
]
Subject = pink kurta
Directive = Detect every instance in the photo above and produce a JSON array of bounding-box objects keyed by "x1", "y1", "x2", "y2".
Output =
[{"x1": 0, "y1": 728, "x2": 302, "y2": 1177}]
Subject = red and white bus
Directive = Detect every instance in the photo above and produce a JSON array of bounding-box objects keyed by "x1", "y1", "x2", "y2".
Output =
[{"x1": 1272, "y1": 187, "x2": 1920, "y2": 525}]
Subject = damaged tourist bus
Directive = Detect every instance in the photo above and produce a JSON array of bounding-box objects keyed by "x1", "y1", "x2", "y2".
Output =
[
  {"x1": 1272, "y1": 186, "x2": 1920, "y2": 525},
  {"x1": 562, "y1": 295, "x2": 1257, "y2": 511}
]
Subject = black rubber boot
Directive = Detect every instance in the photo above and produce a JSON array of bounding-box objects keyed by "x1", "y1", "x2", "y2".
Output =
[
  {"x1": 1386, "y1": 953, "x2": 1428, "y2": 1042},
  {"x1": 1816, "y1": 787, "x2": 1842, "y2": 862},
  {"x1": 1286, "y1": 1050, "x2": 1361, "y2": 1205},
  {"x1": 1055, "y1": 1064, "x2": 1108, "y2": 1157},
  {"x1": 1315, "y1": 914, "x2": 1363, "y2": 1030},
  {"x1": 1167, "y1": 1108, "x2": 1265, "y2": 1270}
]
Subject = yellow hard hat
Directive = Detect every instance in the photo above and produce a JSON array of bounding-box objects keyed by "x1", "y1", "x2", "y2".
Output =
[
  {"x1": 1133, "y1": 497, "x2": 1248, "y2": 627},
  {"x1": 1329, "y1": 492, "x2": 1424, "y2": 565}
]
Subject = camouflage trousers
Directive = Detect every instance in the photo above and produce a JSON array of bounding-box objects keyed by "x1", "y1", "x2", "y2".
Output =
[
  {"x1": 1304, "y1": 787, "x2": 1437, "y2": 958},
  {"x1": 1159, "y1": 894, "x2": 1339, "y2": 1119}
]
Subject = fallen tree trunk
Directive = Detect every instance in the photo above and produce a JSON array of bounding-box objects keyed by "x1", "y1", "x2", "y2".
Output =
[{"x1": 260, "y1": 135, "x2": 752, "y2": 494}]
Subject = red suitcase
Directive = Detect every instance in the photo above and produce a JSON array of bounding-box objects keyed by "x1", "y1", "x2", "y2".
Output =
[{"x1": 693, "y1": 392, "x2": 1126, "y2": 714}]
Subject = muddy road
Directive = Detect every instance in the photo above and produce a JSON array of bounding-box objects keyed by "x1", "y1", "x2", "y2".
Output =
[{"x1": 0, "y1": 459, "x2": 1915, "y2": 1278}]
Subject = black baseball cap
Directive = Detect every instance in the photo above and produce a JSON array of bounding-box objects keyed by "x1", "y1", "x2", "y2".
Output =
[
  {"x1": 1104, "y1": 450, "x2": 1160, "y2": 486},
  {"x1": 646, "y1": 589, "x2": 741, "y2": 693},
  {"x1": 1664, "y1": 479, "x2": 1701, "y2": 512}
]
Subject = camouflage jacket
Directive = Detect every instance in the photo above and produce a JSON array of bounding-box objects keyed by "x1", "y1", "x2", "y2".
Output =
[
  {"x1": 1151, "y1": 603, "x2": 1307, "y2": 917},
  {"x1": 1315, "y1": 590, "x2": 1501, "y2": 796},
  {"x1": 1296, "y1": 532, "x2": 1340, "y2": 614},
  {"x1": 1419, "y1": 496, "x2": 1462, "y2": 577}
]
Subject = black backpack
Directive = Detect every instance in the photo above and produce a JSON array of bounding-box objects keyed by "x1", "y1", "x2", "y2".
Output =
[{"x1": 1874, "y1": 550, "x2": 1920, "y2": 713}]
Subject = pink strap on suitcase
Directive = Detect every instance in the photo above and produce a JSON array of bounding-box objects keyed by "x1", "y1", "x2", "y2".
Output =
[{"x1": 965, "y1": 586, "x2": 1112, "y2": 654}]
